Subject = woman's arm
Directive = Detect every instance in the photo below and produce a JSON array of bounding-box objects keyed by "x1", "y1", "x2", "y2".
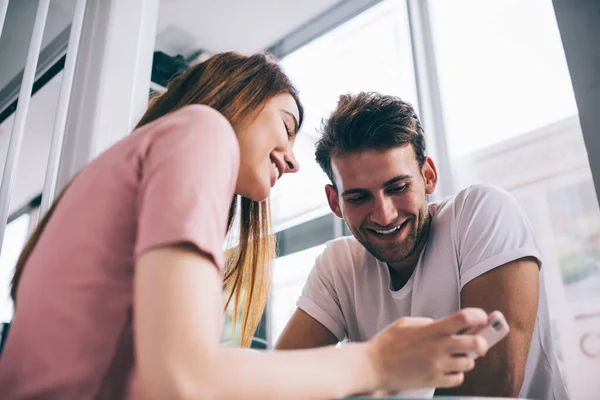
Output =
[{"x1": 135, "y1": 245, "x2": 489, "y2": 400}]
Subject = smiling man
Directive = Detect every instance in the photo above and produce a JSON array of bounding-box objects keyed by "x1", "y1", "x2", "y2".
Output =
[{"x1": 275, "y1": 92, "x2": 568, "y2": 399}]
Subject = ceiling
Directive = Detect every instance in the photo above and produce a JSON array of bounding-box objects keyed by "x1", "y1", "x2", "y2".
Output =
[
  {"x1": 154, "y1": 0, "x2": 343, "y2": 56},
  {"x1": 53, "y1": 0, "x2": 344, "y2": 55}
]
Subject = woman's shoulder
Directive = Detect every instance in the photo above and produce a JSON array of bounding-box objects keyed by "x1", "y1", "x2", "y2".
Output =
[
  {"x1": 132, "y1": 105, "x2": 240, "y2": 172},
  {"x1": 173, "y1": 104, "x2": 234, "y2": 131},
  {"x1": 143, "y1": 105, "x2": 237, "y2": 148}
]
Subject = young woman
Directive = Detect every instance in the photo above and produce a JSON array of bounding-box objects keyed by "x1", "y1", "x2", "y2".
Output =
[{"x1": 0, "y1": 52, "x2": 489, "y2": 399}]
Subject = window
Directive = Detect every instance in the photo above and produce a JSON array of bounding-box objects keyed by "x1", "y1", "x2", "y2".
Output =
[
  {"x1": 270, "y1": 0, "x2": 417, "y2": 231},
  {"x1": 0, "y1": 213, "x2": 31, "y2": 322},
  {"x1": 429, "y1": 1, "x2": 598, "y2": 396},
  {"x1": 429, "y1": 0, "x2": 578, "y2": 158},
  {"x1": 270, "y1": 244, "x2": 326, "y2": 344}
]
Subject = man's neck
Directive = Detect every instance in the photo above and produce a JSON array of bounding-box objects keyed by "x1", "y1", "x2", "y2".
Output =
[
  {"x1": 387, "y1": 265, "x2": 415, "y2": 291},
  {"x1": 387, "y1": 214, "x2": 431, "y2": 290}
]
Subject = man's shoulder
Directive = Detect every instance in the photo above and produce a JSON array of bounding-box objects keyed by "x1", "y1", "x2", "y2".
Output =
[
  {"x1": 430, "y1": 184, "x2": 525, "y2": 243},
  {"x1": 438, "y1": 184, "x2": 536, "y2": 254},
  {"x1": 437, "y1": 184, "x2": 517, "y2": 217},
  {"x1": 318, "y1": 236, "x2": 377, "y2": 271},
  {"x1": 459, "y1": 183, "x2": 512, "y2": 200},
  {"x1": 453, "y1": 183, "x2": 511, "y2": 205},
  {"x1": 322, "y1": 236, "x2": 369, "y2": 258}
]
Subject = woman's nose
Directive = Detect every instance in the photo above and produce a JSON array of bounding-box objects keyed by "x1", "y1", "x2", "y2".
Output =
[{"x1": 283, "y1": 150, "x2": 299, "y2": 174}]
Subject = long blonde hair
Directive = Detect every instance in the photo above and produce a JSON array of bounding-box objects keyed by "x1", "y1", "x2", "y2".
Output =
[{"x1": 11, "y1": 52, "x2": 304, "y2": 348}]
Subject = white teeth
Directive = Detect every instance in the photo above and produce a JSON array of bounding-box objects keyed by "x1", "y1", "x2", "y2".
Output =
[
  {"x1": 374, "y1": 224, "x2": 403, "y2": 235},
  {"x1": 272, "y1": 162, "x2": 281, "y2": 180}
]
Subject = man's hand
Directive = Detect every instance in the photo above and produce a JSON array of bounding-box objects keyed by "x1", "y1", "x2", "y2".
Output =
[{"x1": 436, "y1": 257, "x2": 539, "y2": 397}]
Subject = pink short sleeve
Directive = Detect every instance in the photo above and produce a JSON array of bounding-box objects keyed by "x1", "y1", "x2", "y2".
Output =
[{"x1": 134, "y1": 105, "x2": 239, "y2": 269}]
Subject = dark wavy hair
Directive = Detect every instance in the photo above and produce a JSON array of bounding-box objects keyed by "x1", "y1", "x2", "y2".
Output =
[{"x1": 315, "y1": 92, "x2": 425, "y2": 187}]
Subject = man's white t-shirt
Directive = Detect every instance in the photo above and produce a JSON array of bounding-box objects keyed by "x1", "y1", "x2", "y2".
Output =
[{"x1": 298, "y1": 184, "x2": 568, "y2": 400}]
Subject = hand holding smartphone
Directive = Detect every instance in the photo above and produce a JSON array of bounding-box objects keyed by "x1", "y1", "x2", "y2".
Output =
[{"x1": 392, "y1": 311, "x2": 509, "y2": 398}]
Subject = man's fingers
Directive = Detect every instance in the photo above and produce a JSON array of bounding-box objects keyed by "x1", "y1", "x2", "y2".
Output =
[{"x1": 430, "y1": 308, "x2": 489, "y2": 336}]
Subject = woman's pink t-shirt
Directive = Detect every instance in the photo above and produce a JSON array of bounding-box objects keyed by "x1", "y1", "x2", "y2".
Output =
[{"x1": 0, "y1": 105, "x2": 240, "y2": 399}]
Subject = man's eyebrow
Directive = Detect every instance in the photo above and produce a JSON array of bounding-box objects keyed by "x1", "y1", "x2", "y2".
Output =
[
  {"x1": 281, "y1": 110, "x2": 299, "y2": 133},
  {"x1": 341, "y1": 175, "x2": 412, "y2": 197}
]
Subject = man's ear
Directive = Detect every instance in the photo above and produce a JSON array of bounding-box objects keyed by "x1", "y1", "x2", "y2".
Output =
[
  {"x1": 325, "y1": 184, "x2": 343, "y2": 219},
  {"x1": 422, "y1": 157, "x2": 438, "y2": 195}
]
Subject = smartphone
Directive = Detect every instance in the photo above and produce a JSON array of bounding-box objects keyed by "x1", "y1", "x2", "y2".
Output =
[{"x1": 465, "y1": 310, "x2": 510, "y2": 359}]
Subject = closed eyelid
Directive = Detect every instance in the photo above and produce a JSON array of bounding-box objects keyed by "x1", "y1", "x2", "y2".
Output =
[
  {"x1": 388, "y1": 185, "x2": 408, "y2": 191},
  {"x1": 343, "y1": 191, "x2": 371, "y2": 200},
  {"x1": 345, "y1": 197, "x2": 367, "y2": 204},
  {"x1": 281, "y1": 110, "x2": 299, "y2": 133},
  {"x1": 282, "y1": 119, "x2": 294, "y2": 139}
]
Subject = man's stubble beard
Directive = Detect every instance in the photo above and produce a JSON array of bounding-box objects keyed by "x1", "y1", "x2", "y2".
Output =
[{"x1": 348, "y1": 206, "x2": 431, "y2": 265}]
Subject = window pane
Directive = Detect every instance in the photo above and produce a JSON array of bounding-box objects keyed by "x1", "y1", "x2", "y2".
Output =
[
  {"x1": 429, "y1": 1, "x2": 598, "y2": 397},
  {"x1": 429, "y1": 0, "x2": 577, "y2": 158},
  {"x1": 0, "y1": 213, "x2": 31, "y2": 322},
  {"x1": 270, "y1": 0, "x2": 417, "y2": 230},
  {"x1": 270, "y1": 244, "x2": 326, "y2": 344}
]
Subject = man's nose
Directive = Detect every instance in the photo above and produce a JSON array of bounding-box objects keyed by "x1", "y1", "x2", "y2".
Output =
[{"x1": 370, "y1": 194, "x2": 398, "y2": 227}]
